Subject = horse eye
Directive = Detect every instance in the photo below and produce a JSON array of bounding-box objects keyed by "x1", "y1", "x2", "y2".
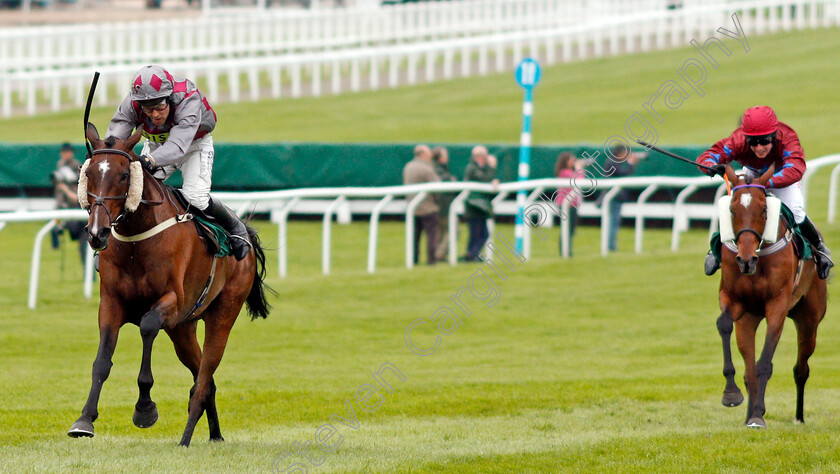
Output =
[{"x1": 120, "y1": 172, "x2": 129, "y2": 181}]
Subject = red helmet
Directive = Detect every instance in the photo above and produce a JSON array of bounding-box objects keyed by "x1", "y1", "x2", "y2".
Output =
[
  {"x1": 131, "y1": 65, "x2": 173, "y2": 102},
  {"x1": 741, "y1": 106, "x2": 778, "y2": 136}
]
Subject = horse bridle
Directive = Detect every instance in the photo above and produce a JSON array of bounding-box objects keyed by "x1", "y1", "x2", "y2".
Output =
[
  {"x1": 86, "y1": 148, "x2": 166, "y2": 226},
  {"x1": 731, "y1": 183, "x2": 768, "y2": 248}
]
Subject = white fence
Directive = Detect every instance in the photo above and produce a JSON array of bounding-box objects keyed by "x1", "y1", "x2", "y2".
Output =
[
  {"x1": 9, "y1": 153, "x2": 840, "y2": 308},
  {"x1": 2, "y1": 0, "x2": 838, "y2": 116}
]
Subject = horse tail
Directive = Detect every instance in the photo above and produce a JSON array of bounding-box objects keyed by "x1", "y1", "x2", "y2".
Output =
[{"x1": 245, "y1": 225, "x2": 275, "y2": 320}]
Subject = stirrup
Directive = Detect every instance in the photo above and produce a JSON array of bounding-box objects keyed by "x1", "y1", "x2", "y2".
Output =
[
  {"x1": 704, "y1": 252, "x2": 720, "y2": 276},
  {"x1": 814, "y1": 248, "x2": 833, "y2": 279}
]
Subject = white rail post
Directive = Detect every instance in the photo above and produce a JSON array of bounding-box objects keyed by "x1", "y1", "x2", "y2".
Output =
[
  {"x1": 276, "y1": 197, "x2": 300, "y2": 278},
  {"x1": 486, "y1": 191, "x2": 510, "y2": 259},
  {"x1": 322, "y1": 196, "x2": 346, "y2": 276},
  {"x1": 28, "y1": 220, "x2": 57, "y2": 310},
  {"x1": 600, "y1": 186, "x2": 622, "y2": 256},
  {"x1": 83, "y1": 244, "x2": 95, "y2": 299},
  {"x1": 828, "y1": 164, "x2": 840, "y2": 223},
  {"x1": 367, "y1": 195, "x2": 394, "y2": 274},
  {"x1": 521, "y1": 186, "x2": 545, "y2": 260},
  {"x1": 671, "y1": 184, "x2": 698, "y2": 251},
  {"x1": 405, "y1": 191, "x2": 429, "y2": 269},
  {"x1": 634, "y1": 184, "x2": 658, "y2": 254}
]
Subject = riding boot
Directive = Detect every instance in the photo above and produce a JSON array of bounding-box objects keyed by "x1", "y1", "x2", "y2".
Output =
[
  {"x1": 704, "y1": 250, "x2": 720, "y2": 276},
  {"x1": 799, "y1": 216, "x2": 833, "y2": 279},
  {"x1": 206, "y1": 197, "x2": 251, "y2": 261}
]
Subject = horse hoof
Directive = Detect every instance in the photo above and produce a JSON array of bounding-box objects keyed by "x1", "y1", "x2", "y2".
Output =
[
  {"x1": 68, "y1": 419, "x2": 95, "y2": 438},
  {"x1": 722, "y1": 391, "x2": 744, "y2": 407},
  {"x1": 746, "y1": 417, "x2": 766, "y2": 429},
  {"x1": 210, "y1": 436, "x2": 225, "y2": 443},
  {"x1": 133, "y1": 403, "x2": 159, "y2": 428}
]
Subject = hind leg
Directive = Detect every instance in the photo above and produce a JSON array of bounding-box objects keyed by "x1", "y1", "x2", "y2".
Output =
[
  {"x1": 179, "y1": 309, "x2": 238, "y2": 447},
  {"x1": 717, "y1": 311, "x2": 744, "y2": 407},
  {"x1": 167, "y1": 320, "x2": 224, "y2": 442},
  {"x1": 791, "y1": 280, "x2": 827, "y2": 423}
]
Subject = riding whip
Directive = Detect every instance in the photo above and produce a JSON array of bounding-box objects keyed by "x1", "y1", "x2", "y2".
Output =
[
  {"x1": 635, "y1": 139, "x2": 717, "y2": 173},
  {"x1": 83, "y1": 72, "x2": 100, "y2": 159}
]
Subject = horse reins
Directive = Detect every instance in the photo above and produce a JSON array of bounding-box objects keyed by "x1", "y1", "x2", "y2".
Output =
[{"x1": 726, "y1": 183, "x2": 791, "y2": 258}]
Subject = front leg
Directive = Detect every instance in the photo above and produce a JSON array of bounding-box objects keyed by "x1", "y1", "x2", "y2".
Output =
[
  {"x1": 748, "y1": 298, "x2": 789, "y2": 428},
  {"x1": 69, "y1": 298, "x2": 126, "y2": 437},
  {"x1": 717, "y1": 310, "x2": 744, "y2": 407},
  {"x1": 133, "y1": 293, "x2": 178, "y2": 429}
]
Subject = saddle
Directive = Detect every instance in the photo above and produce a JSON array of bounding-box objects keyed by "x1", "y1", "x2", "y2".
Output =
[{"x1": 167, "y1": 186, "x2": 231, "y2": 258}]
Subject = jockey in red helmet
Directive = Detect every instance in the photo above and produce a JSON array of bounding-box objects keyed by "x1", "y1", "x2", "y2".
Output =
[
  {"x1": 106, "y1": 65, "x2": 251, "y2": 260},
  {"x1": 697, "y1": 106, "x2": 833, "y2": 278}
]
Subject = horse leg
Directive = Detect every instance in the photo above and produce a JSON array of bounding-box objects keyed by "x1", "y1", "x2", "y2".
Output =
[
  {"x1": 734, "y1": 314, "x2": 760, "y2": 426},
  {"x1": 717, "y1": 311, "x2": 744, "y2": 407},
  {"x1": 747, "y1": 303, "x2": 788, "y2": 428},
  {"x1": 134, "y1": 294, "x2": 177, "y2": 428},
  {"x1": 165, "y1": 321, "x2": 223, "y2": 440},
  {"x1": 69, "y1": 300, "x2": 125, "y2": 437},
  {"x1": 791, "y1": 282, "x2": 826, "y2": 424},
  {"x1": 792, "y1": 316, "x2": 817, "y2": 424},
  {"x1": 179, "y1": 316, "x2": 236, "y2": 447}
]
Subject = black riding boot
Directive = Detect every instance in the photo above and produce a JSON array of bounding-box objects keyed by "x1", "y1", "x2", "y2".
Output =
[
  {"x1": 799, "y1": 216, "x2": 833, "y2": 279},
  {"x1": 704, "y1": 250, "x2": 720, "y2": 276},
  {"x1": 206, "y1": 198, "x2": 251, "y2": 261}
]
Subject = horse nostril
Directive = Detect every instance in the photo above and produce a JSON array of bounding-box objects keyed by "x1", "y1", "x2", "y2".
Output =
[{"x1": 96, "y1": 227, "x2": 111, "y2": 241}]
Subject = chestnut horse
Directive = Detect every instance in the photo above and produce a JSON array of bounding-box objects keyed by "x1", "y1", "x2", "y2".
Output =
[
  {"x1": 67, "y1": 124, "x2": 272, "y2": 446},
  {"x1": 716, "y1": 164, "x2": 826, "y2": 428}
]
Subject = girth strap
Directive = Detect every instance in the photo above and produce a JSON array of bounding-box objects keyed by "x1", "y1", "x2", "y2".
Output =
[
  {"x1": 179, "y1": 257, "x2": 218, "y2": 325},
  {"x1": 111, "y1": 213, "x2": 193, "y2": 243}
]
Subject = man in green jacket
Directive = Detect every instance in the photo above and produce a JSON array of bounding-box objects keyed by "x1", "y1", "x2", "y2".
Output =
[{"x1": 462, "y1": 146, "x2": 498, "y2": 262}]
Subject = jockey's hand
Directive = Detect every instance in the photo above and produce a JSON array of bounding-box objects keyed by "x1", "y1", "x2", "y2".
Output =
[
  {"x1": 139, "y1": 155, "x2": 155, "y2": 172},
  {"x1": 709, "y1": 164, "x2": 726, "y2": 177}
]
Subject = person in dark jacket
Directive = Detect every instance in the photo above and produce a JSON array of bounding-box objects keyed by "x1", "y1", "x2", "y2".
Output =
[
  {"x1": 433, "y1": 146, "x2": 457, "y2": 261},
  {"x1": 602, "y1": 144, "x2": 644, "y2": 252},
  {"x1": 461, "y1": 146, "x2": 498, "y2": 262}
]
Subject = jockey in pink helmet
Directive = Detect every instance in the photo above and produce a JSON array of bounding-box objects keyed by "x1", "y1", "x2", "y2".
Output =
[
  {"x1": 697, "y1": 106, "x2": 833, "y2": 279},
  {"x1": 106, "y1": 65, "x2": 251, "y2": 260}
]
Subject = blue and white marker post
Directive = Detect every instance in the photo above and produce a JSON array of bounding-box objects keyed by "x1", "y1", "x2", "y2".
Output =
[{"x1": 514, "y1": 58, "x2": 541, "y2": 254}]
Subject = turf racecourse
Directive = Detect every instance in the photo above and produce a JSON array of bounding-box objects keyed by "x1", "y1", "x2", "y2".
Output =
[
  {"x1": 1, "y1": 25, "x2": 840, "y2": 472},
  {"x1": 3, "y1": 219, "x2": 840, "y2": 472}
]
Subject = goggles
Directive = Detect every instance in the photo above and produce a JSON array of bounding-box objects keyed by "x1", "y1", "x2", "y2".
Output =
[
  {"x1": 746, "y1": 133, "x2": 775, "y2": 147},
  {"x1": 140, "y1": 101, "x2": 168, "y2": 113}
]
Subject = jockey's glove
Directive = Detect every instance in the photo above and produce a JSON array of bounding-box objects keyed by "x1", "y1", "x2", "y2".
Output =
[
  {"x1": 139, "y1": 154, "x2": 156, "y2": 172},
  {"x1": 709, "y1": 164, "x2": 726, "y2": 177}
]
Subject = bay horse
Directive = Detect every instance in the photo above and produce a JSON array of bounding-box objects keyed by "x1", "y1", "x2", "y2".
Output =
[
  {"x1": 67, "y1": 123, "x2": 272, "y2": 446},
  {"x1": 716, "y1": 164, "x2": 826, "y2": 428}
]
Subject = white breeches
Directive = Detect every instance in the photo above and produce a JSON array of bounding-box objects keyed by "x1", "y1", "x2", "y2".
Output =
[
  {"x1": 771, "y1": 182, "x2": 806, "y2": 224},
  {"x1": 143, "y1": 135, "x2": 214, "y2": 211}
]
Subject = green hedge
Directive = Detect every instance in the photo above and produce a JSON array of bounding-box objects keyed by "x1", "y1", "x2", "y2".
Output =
[{"x1": 0, "y1": 142, "x2": 710, "y2": 191}]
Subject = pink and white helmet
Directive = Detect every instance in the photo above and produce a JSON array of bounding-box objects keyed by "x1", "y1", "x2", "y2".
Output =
[{"x1": 130, "y1": 65, "x2": 173, "y2": 102}]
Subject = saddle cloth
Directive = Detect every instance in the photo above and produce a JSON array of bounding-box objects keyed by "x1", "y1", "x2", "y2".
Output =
[{"x1": 168, "y1": 186, "x2": 232, "y2": 258}]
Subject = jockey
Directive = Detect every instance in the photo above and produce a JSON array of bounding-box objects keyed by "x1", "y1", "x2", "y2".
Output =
[
  {"x1": 106, "y1": 65, "x2": 251, "y2": 260},
  {"x1": 698, "y1": 105, "x2": 833, "y2": 279}
]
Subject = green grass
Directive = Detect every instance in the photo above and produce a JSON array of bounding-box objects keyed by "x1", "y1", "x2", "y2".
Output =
[
  {"x1": 3, "y1": 218, "x2": 840, "y2": 472},
  {"x1": 3, "y1": 26, "x2": 840, "y2": 472},
  {"x1": 1, "y1": 28, "x2": 839, "y2": 156}
]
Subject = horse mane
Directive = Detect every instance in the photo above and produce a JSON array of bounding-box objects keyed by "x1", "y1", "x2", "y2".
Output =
[
  {"x1": 744, "y1": 175, "x2": 754, "y2": 185},
  {"x1": 104, "y1": 136, "x2": 117, "y2": 148}
]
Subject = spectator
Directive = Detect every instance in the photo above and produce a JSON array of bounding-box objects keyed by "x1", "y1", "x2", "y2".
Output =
[
  {"x1": 432, "y1": 146, "x2": 457, "y2": 261},
  {"x1": 461, "y1": 146, "x2": 498, "y2": 262},
  {"x1": 601, "y1": 144, "x2": 645, "y2": 252},
  {"x1": 403, "y1": 144, "x2": 441, "y2": 265},
  {"x1": 554, "y1": 151, "x2": 580, "y2": 256},
  {"x1": 51, "y1": 142, "x2": 88, "y2": 269}
]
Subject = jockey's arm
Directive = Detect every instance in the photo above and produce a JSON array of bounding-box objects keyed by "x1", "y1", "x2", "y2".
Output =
[
  {"x1": 697, "y1": 133, "x2": 742, "y2": 176},
  {"x1": 767, "y1": 134, "x2": 806, "y2": 189},
  {"x1": 106, "y1": 95, "x2": 141, "y2": 140}
]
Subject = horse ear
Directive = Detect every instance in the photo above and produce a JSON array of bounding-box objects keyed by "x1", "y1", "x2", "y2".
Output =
[
  {"x1": 125, "y1": 128, "x2": 143, "y2": 152},
  {"x1": 724, "y1": 164, "x2": 739, "y2": 185},
  {"x1": 85, "y1": 123, "x2": 101, "y2": 150},
  {"x1": 758, "y1": 164, "x2": 776, "y2": 186}
]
